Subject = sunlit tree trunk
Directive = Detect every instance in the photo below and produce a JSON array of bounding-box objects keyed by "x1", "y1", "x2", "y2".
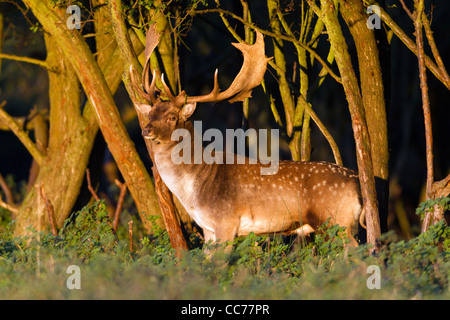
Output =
[
  {"x1": 311, "y1": 0, "x2": 381, "y2": 247},
  {"x1": 109, "y1": 0, "x2": 189, "y2": 255},
  {"x1": 339, "y1": 0, "x2": 389, "y2": 234},
  {"x1": 16, "y1": 0, "x2": 163, "y2": 234}
]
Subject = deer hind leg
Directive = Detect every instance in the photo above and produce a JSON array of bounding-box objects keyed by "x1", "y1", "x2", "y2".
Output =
[{"x1": 345, "y1": 232, "x2": 359, "y2": 247}]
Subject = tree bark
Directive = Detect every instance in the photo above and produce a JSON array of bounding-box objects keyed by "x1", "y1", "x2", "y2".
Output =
[
  {"x1": 267, "y1": 0, "x2": 296, "y2": 149},
  {"x1": 14, "y1": 33, "x2": 97, "y2": 234},
  {"x1": 414, "y1": 0, "x2": 433, "y2": 233},
  {"x1": 312, "y1": 0, "x2": 381, "y2": 247},
  {"x1": 108, "y1": 0, "x2": 188, "y2": 255},
  {"x1": 339, "y1": 0, "x2": 389, "y2": 234},
  {"x1": 21, "y1": 0, "x2": 163, "y2": 233}
]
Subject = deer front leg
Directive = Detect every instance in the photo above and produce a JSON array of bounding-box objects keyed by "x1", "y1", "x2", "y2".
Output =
[
  {"x1": 294, "y1": 224, "x2": 315, "y2": 237},
  {"x1": 202, "y1": 224, "x2": 237, "y2": 257},
  {"x1": 283, "y1": 224, "x2": 315, "y2": 239}
]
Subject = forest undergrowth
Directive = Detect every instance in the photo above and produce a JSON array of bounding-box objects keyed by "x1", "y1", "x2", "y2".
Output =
[{"x1": 0, "y1": 199, "x2": 448, "y2": 299}]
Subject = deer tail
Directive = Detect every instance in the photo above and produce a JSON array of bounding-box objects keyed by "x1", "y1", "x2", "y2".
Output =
[{"x1": 359, "y1": 207, "x2": 367, "y2": 229}]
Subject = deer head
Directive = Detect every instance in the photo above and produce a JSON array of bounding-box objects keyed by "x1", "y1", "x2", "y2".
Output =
[{"x1": 130, "y1": 25, "x2": 270, "y2": 145}]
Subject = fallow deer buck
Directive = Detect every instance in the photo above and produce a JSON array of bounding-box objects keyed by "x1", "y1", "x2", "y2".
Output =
[{"x1": 130, "y1": 26, "x2": 365, "y2": 249}]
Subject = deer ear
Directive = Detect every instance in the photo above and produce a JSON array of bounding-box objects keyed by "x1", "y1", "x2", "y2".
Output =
[
  {"x1": 134, "y1": 103, "x2": 152, "y2": 116},
  {"x1": 180, "y1": 102, "x2": 197, "y2": 120}
]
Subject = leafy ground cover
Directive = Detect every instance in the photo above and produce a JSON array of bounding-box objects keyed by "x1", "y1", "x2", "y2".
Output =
[{"x1": 0, "y1": 200, "x2": 448, "y2": 299}]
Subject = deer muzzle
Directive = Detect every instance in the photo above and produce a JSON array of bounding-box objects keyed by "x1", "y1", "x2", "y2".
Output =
[{"x1": 142, "y1": 127, "x2": 157, "y2": 140}]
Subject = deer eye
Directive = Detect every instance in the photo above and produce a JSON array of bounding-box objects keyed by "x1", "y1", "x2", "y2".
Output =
[{"x1": 167, "y1": 114, "x2": 177, "y2": 122}]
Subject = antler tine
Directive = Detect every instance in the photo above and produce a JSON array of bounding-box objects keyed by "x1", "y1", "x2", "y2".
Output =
[
  {"x1": 184, "y1": 69, "x2": 221, "y2": 105},
  {"x1": 149, "y1": 70, "x2": 158, "y2": 99},
  {"x1": 185, "y1": 30, "x2": 269, "y2": 105},
  {"x1": 161, "y1": 73, "x2": 184, "y2": 106},
  {"x1": 130, "y1": 64, "x2": 153, "y2": 102},
  {"x1": 142, "y1": 68, "x2": 158, "y2": 104},
  {"x1": 131, "y1": 24, "x2": 161, "y2": 105},
  {"x1": 160, "y1": 74, "x2": 172, "y2": 99}
]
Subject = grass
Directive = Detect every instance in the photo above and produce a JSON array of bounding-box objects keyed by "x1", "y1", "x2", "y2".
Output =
[{"x1": 0, "y1": 200, "x2": 448, "y2": 299}]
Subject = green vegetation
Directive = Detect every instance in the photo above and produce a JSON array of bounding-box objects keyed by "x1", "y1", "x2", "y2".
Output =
[{"x1": 0, "y1": 200, "x2": 448, "y2": 299}]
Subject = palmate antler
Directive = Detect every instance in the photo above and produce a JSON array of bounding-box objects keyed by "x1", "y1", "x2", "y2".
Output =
[
  {"x1": 131, "y1": 25, "x2": 270, "y2": 108},
  {"x1": 130, "y1": 24, "x2": 160, "y2": 104}
]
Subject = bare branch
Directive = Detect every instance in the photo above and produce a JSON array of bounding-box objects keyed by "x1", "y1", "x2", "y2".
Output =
[
  {"x1": 413, "y1": 0, "x2": 434, "y2": 233},
  {"x1": 0, "y1": 197, "x2": 18, "y2": 215},
  {"x1": 0, "y1": 108, "x2": 49, "y2": 131},
  {"x1": 128, "y1": 220, "x2": 134, "y2": 253},
  {"x1": 0, "y1": 53, "x2": 54, "y2": 71},
  {"x1": 297, "y1": 94, "x2": 343, "y2": 166},
  {"x1": 371, "y1": 2, "x2": 450, "y2": 89},
  {"x1": 0, "y1": 173, "x2": 15, "y2": 206},
  {"x1": 398, "y1": 0, "x2": 449, "y2": 86},
  {"x1": 421, "y1": 12, "x2": 449, "y2": 85},
  {"x1": 0, "y1": 101, "x2": 45, "y2": 166},
  {"x1": 86, "y1": 169, "x2": 100, "y2": 202},
  {"x1": 192, "y1": 8, "x2": 342, "y2": 84},
  {"x1": 113, "y1": 179, "x2": 127, "y2": 231},
  {"x1": 39, "y1": 185, "x2": 58, "y2": 236},
  {"x1": 311, "y1": 0, "x2": 380, "y2": 248},
  {"x1": 432, "y1": 174, "x2": 450, "y2": 199},
  {"x1": 399, "y1": 0, "x2": 415, "y2": 20}
]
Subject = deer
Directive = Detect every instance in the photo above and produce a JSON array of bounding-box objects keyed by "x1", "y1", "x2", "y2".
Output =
[{"x1": 130, "y1": 26, "x2": 365, "y2": 252}]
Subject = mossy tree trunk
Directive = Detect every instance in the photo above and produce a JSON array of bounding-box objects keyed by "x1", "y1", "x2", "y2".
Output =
[
  {"x1": 311, "y1": 0, "x2": 382, "y2": 246},
  {"x1": 339, "y1": 0, "x2": 389, "y2": 233},
  {"x1": 15, "y1": 0, "x2": 162, "y2": 234},
  {"x1": 109, "y1": 0, "x2": 189, "y2": 255}
]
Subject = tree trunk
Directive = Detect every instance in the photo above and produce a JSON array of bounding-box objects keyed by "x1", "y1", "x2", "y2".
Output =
[
  {"x1": 109, "y1": 0, "x2": 189, "y2": 255},
  {"x1": 339, "y1": 0, "x2": 389, "y2": 234},
  {"x1": 14, "y1": 34, "x2": 96, "y2": 234},
  {"x1": 267, "y1": 0, "x2": 296, "y2": 157},
  {"x1": 21, "y1": 0, "x2": 163, "y2": 233},
  {"x1": 314, "y1": 0, "x2": 381, "y2": 247}
]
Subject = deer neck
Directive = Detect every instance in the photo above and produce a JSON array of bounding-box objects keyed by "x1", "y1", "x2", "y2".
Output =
[{"x1": 151, "y1": 121, "x2": 213, "y2": 210}]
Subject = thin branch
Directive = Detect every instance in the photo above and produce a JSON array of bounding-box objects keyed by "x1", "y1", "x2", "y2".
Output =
[
  {"x1": 0, "y1": 53, "x2": 55, "y2": 71},
  {"x1": 398, "y1": 0, "x2": 449, "y2": 86},
  {"x1": 213, "y1": 0, "x2": 244, "y2": 43},
  {"x1": 86, "y1": 168, "x2": 100, "y2": 202},
  {"x1": 399, "y1": 0, "x2": 415, "y2": 20},
  {"x1": 1, "y1": 0, "x2": 37, "y2": 28},
  {"x1": 0, "y1": 197, "x2": 18, "y2": 215},
  {"x1": 421, "y1": 12, "x2": 449, "y2": 85},
  {"x1": 0, "y1": 173, "x2": 15, "y2": 206},
  {"x1": 371, "y1": 2, "x2": 449, "y2": 89},
  {"x1": 192, "y1": 8, "x2": 341, "y2": 84},
  {"x1": 0, "y1": 101, "x2": 45, "y2": 166},
  {"x1": 415, "y1": 0, "x2": 432, "y2": 197},
  {"x1": 0, "y1": 108, "x2": 49, "y2": 131},
  {"x1": 261, "y1": 79, "x2": 283, "y2": 127},
  {"x1": 297, "y1": 94, "x2": 343, "y2": 166},
  {"x1": 432, "y1": 174, "x2": 450, "y2": 198},
  {"x1": 39, "y1": 185, "x2": 58, "y2": 236},
  {"x1": 267, "y1": 0, "x2": 295, "y2": 138},
  {"x1": 113, "y1": 179, "x2": 127, "y2": 231},
  {"x1": 415, "y1": 0, "x2": 433, "y2": 233},
  {"x1": 128, "y1": 220, "x2": 134, "y2": 253}
]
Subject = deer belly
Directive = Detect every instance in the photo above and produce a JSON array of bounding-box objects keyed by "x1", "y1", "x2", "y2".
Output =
[
  {"x1": 236, "y1": 211, "x2": 299, "y2": 236},
  {"x1": 189, "y1": 209, "x2": 215, "y2": 233}
]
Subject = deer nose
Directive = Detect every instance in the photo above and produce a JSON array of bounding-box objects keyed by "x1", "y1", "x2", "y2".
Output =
[{"x1": 142, "y1": 127, "x2": 154, "y2": 137}]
